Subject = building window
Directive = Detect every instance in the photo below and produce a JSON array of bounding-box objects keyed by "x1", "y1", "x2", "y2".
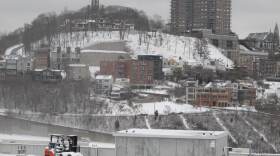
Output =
[
  {"x1": 227, "y1": 41, "x2": 233, "y2": 49},
  {"x1": 212, "y1": 39, "x2": 219, "y2": 47}
]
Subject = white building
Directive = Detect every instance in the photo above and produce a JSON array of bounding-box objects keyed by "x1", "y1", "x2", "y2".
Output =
[
  {"x1": 4, "y1": 55, "x2": 32, "y2": 75},
  {"x1": 67, "y1": 64, "x2": 90, "y2": 80},
  {"x1": 111, "y1": 78, "x2": 130, "y2": 100},
  {"x1": 114, "y1": 129, "x2": 228, "y2": 156},
  {"x1": 95, "y1": 75, "x2": 113, "y2": 95}
]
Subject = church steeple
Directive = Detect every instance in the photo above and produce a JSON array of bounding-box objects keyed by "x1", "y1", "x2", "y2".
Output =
[
  {"x1": 274, "y1": 23, "x2": 279, "y2": 45},
  {"x1": 274, "y1": 23, "x2": 279, "y2": 38}
]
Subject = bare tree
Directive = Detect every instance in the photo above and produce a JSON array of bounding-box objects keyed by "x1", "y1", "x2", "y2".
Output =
[{"x1": 194, "y1": 38, "x2": 209, "y2": 66}]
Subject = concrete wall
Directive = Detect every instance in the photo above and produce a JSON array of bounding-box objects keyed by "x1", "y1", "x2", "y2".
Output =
[
  {"x1": 0, "y1": 143, "x2": 46, "y2": 156},
  {"x1": 0, "y1": 143, "x2": 115, "y2": 156},
  {"x1": 115, "y1": 136, "x2": 228, "y2": 156}
]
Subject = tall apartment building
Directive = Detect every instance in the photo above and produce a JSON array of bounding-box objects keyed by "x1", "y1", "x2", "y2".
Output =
[{"x1": 171, "y1": 0, "x2": 231, "y2": 35}]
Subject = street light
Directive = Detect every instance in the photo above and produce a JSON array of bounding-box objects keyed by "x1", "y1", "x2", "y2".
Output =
[{"x1": 247, "y1": 140, "x2": 253, "y2": 156}]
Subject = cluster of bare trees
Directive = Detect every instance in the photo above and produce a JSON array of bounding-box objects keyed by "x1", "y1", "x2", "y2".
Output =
[
  {"x1": 0, "y1": 80, "x2": 94, "y2": 114},
  {"x1": 23, "y1": 13, "x2": 58, "y2": 50},
  {"x1": 194, "y1": 38, "x2": 209, "y2": 66}
]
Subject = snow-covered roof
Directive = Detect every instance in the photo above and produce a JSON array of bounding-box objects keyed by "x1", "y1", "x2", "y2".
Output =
[
  {"x1": 81, "y1": 49, "x2": 128, "y2": 54},
  {"x1": 89, "y1": 66, "x2": 100, "y2": 79},
  {"x1": 247, "y1": 32, "x2": 271, "y2": 41},
  {"x1": 34, "y1": 69, "x2": 45, "y2": 72},
  {"x1": 68, "y1": 64, "x2": 87, "y2": 67},
  {"x1": 87, "y1": 20, "x2": 96, "y2": 23},
  {"x1": 239, "y1": 45, "x2": 268, "y2": 56},
  {"x1": 114, "y1": 129, "x2": 228, "y2": 139},
  {"x1": 96, "y1": 75, "x2": 113, "y2": 80},
  {"x1": 89, "y1": 142, "x2": 115, "y2": 149},
  {"x1": 240, "y1": 50, "x2": 268, "y2": 56}
]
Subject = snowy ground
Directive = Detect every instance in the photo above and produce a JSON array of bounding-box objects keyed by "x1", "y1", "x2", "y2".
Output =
[
  {"x1": 133, "y1": 89, "x2": 169, "y2": 96},
  {"x1": 0, "y1": 154, "x2": 35, "y2": 156},
  {"x1": 47, "y1": 31, "x2": 233, "y2": 69},
  {"x1": 212, "y1": 112, "x2": 238, "y2": 144},
  {"x1": 262, "y1": 81, "x2": 280, "y2": 98},
  {"x1": 108, "y1": 100, "x2": 209, "y2": 115},
  {"x1": 212, "y1": 106, "x2": 257, "y2": 112},
  {"x1": 0, "y1": 134, "x2": 49, "y2": 145}
]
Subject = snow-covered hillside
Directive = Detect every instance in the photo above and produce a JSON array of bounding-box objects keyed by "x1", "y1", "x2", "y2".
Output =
[{"x1": 46, "y1": 31, "x2": 233, "y2": 69}]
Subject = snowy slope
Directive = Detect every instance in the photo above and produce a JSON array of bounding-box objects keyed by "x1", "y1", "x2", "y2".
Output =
[
  {"x1": 107, "y1": 100, "x2": 209, "y2": 115},
  {"x1": 48, "y1": 31, "x2": 233, "y2": 69},
  {"x1": 262, "y1": 81, "x2": 280, "y2": 98},
  {"x1": 4, "y1": 44, "x2": 25, "y2": 56}
]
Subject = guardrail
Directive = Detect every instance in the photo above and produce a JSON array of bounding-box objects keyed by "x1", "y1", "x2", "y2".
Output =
[{"x1": 0, "y1": 143, "x2": 115, "y2": 156}]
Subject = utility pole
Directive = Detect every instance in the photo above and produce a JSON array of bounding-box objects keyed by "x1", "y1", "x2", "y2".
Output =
[{"x1": 248, "y1": 140, "x2": 253, "y2": 156}]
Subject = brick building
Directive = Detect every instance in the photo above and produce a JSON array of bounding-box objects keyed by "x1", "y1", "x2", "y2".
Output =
[
  {"x1": 100, "y1": 59, "x2": 130, "y2": 78},
  {"x1": 138, "y1": 55, "x2": 164, "y2": 80},
  {"x1": 100, "y1": 59, "x2": 154, "y2": 86},
  {"x1": 34, "y1": 48, "x2": 50, "y2": 69},
  {"x1": 171, "y1": 0, "x2": 232, "y2": 35},
  {"x1": 239, "y1": 47, "x2": 268, "y2": 76},
  {"x1": 238, "y1": 86, "x2": 256, "y2": 106},
  {"x1": 259, "y1": 59, "x2": 280, "y2": 78},
  {"x1": 193, "y1": 82, "x2": 256, "y2": 107},
  {"x1": 195, "y1": 87, "x2": 232, "y2": 107}
]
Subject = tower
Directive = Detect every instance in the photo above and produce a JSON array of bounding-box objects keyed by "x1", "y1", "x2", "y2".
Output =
[
  {"x1": 273, "y1": 23, "x2": 279, "y2": 48},
  {"x1": 91, "y1": 0, "x2": 99, "y2": 18}
]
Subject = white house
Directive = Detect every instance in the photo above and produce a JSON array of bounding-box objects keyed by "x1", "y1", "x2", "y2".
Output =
[
  {"x1": 67, "y1": 64, "x2": 90, "y2": 80},
  {"x1": 95, "y1": 75, "x2": 113, "y2": 95}
]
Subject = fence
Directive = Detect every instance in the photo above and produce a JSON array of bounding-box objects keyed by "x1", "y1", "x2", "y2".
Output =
[{"x1": 0, "y1": 143, "x2": 115, "y2": 156}]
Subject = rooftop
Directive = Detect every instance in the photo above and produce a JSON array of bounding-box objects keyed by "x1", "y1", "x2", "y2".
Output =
[
  {"x1": 81, "y1": 49, "x2": 128, "y2": 54},
  {"x1": 240, "y1": 50, "x2": 268, "y2": 56},
  {"x1": 96, "y1": 75, "x2": 113, "y2": 80},
  {"x1": 114, "y1": 129, "x2": 228, "y2": 140},
  {"x1": 68, "y1": 64, "x2": 87, "y2": 67}
]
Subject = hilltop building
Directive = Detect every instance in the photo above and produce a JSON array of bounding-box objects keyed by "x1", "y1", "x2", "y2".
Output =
[
  {"x1": 243, "y1": 24, "x2": 280, "y2": 57},
  {"x1": 171, "y1": 0, "x2": 232, "y2": 35}
]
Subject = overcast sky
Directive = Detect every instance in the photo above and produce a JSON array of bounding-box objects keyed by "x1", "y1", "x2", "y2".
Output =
[{"x1": 0, "y1": 0, "x2": 279, "y2": 38}]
